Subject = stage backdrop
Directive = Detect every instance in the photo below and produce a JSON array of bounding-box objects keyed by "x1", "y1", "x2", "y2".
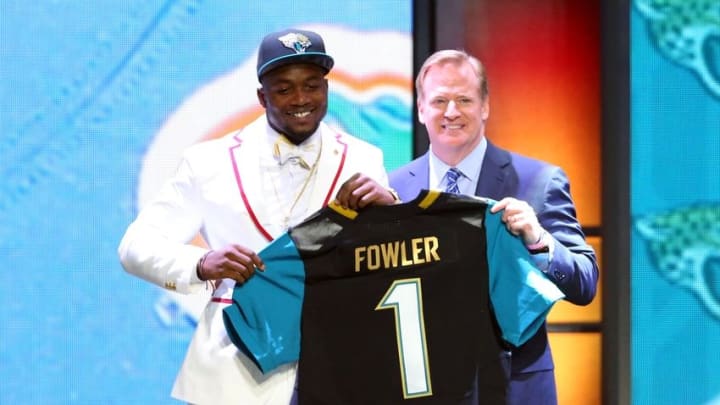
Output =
[
  {"x1": 455, "y1": 2, "x2": 603, "y2": 403},
  {"x1": 0, "y1": 2, "x2": 412, "y2": 403},
  {"x1": 631, "y1": 0, "x2": 720, "y2": 404}
]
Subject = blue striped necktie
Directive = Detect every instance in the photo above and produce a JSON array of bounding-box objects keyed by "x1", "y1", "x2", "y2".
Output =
[{"x1": 445, "y1": 168, "x2": 461, "y2": 194}]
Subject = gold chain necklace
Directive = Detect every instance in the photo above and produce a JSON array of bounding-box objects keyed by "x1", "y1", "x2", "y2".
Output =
[{"x1": 269, "y1": 139, "x2": 323, "y2": 230}]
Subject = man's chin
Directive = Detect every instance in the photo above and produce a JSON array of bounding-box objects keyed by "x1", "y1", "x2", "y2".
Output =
[
  {"x1": 438, "y1": 132, "x2": 469, "y2": 142},
  {"x1": 285, "y1": 125, "x2": 320, "y2": 143}
]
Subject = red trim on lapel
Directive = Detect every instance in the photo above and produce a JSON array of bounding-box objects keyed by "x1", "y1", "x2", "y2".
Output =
[
  {"x1": 324, "y1": 133, "x2": 348, "y2": 206},
  {"x1": 229, "y1": 139, "x2": 273, "y2": 242}
]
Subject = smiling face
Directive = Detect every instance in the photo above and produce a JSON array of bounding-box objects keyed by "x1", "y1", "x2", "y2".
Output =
[
  {"x1": 417, "y1": 60, "x2": 489, "y2": 165},
  {"x1": 257, "y1": 63, "x2": 329, "y2": 144}
]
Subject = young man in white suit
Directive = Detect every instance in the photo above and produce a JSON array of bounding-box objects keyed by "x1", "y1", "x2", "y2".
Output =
[{"x1": 118, "y1": 28, "x2": 397, "y2": 404}]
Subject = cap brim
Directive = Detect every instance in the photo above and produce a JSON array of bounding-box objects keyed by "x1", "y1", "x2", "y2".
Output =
[{"x1": 257, "y1": 53, "x2": 334, "y2": 78}]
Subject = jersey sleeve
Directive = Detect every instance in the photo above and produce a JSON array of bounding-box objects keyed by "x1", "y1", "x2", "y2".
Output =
[
  {"x1": 222, "y1": 233, "x2": 305, "y2": 373},
  {"x1": 484, "y1": 209, "x2": 565, "y2": 347}
]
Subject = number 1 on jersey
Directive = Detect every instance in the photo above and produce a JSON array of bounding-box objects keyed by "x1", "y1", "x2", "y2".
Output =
[{"x1": 375, "y1": 278, "x2": 433, "y2": 399}]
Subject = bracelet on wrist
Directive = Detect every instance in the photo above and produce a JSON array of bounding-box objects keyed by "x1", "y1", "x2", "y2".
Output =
[
  {"x1": 196, "y1": 251, "x2": 212, "y2": 281},
  {"x1": 526, "y1": 230, "x2": 548, "y2": 251}
]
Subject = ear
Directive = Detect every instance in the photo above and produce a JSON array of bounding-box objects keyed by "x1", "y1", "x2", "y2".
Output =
[
  {"x1": 417, "y1": 98, "x2": 426, "y2": 124},
  {"x1": 481, "y1": 96, "x2": 490, "y2": 121},
  {"x1": 257, "y1": 87, "x2": 267, "y2": 108}
]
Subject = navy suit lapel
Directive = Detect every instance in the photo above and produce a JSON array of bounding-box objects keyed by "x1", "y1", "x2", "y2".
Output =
[
  {"x1": 391, "y1": 153, "x2": 430, "y2": 201},
  {"x1": 475, "y1": 141, "x2": 517, "y2": 200}
]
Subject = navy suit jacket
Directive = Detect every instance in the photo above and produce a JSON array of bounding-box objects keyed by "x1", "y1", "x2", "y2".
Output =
[{"x1": 389, "y1": 140, "x2": 599, "y2": 402}]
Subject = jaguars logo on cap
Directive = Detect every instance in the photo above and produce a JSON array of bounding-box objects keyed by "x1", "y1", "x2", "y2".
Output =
[{"x1": 278, "y1": 33, "x2": 312, "y2": 54}]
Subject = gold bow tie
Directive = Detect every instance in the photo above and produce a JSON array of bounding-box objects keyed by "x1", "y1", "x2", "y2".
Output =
[{"x1": 273, "y1": 136, "x2": 317, "y2": 169}]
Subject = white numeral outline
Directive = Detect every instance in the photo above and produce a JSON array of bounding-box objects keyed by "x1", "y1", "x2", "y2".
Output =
[{"x1": 375, "y1": 277, "x2": 433, "y2": 398}]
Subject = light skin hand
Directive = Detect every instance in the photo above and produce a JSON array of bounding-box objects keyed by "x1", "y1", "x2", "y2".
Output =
[
  {"x1": 198, "y1": 245, "x2": 265, "y2": 284},
  {"x1": 490, "y1": 197, "x2": 544, "y2": 245},
  {"x1": 334, "y1": 173, "x2": 396, "y2": 210}
]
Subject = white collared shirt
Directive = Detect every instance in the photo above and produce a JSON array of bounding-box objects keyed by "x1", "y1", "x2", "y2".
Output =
[
  {"x1": 260, "y1": 124, "x2": 323, "y2": 231},
  {"x1": 429, "y1": 136, "x2": 487, "y2": 194}
]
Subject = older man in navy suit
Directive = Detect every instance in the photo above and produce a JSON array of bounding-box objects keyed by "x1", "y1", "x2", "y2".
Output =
[{"x1": 389, "y1": 49, "x2": 599, "y2": 405}]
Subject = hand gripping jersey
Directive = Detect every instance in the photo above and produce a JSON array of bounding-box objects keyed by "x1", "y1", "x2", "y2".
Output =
[{"x1": 223, "y1": 190, "x2": 564, "y2": 404}]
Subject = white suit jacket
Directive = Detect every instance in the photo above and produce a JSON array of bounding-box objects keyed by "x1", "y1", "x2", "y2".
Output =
[{"x1": 118, "y1": 116, "x2": 389, "y2": 404}]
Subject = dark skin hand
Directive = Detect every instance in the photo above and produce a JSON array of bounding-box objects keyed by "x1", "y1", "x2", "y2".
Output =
[
  {"x1": 334, "y1": 172, "x2": 397, "y2": 210},
  {"x1": 197, "y1": 244, "x2": 265, "y2": 284}
]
